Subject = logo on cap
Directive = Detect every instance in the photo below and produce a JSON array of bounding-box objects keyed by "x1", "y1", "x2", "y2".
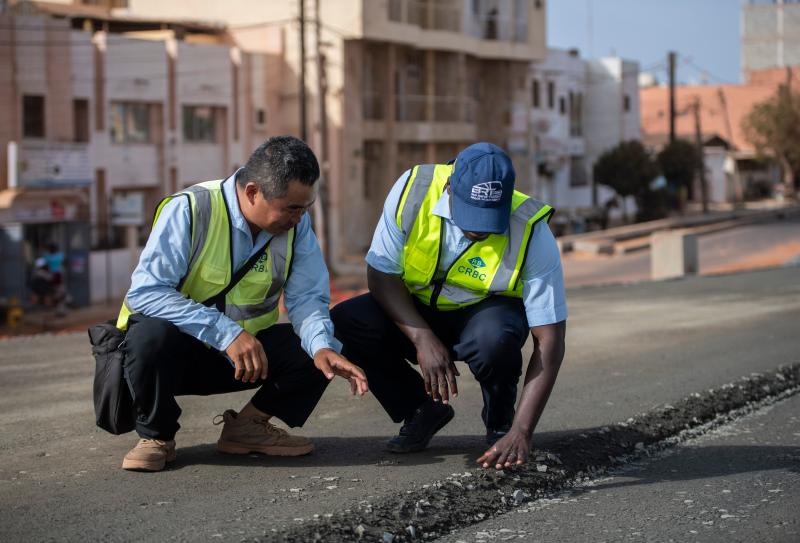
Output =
[
  {"x1": 468, "y1": 256, "x2": 486, "y2": 268},
  {"x1": 470, "y1": 181, "x2": 503, "y2": 202}
]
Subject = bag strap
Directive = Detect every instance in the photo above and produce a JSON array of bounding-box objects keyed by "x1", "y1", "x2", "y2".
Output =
[{"x1": 202, "y1": 238, "x2": 272, "y2": 310}]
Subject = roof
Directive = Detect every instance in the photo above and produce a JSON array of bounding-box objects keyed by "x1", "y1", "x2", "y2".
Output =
[{"x1": 639, "y1": 83, "x2": 779, "y2": 152}]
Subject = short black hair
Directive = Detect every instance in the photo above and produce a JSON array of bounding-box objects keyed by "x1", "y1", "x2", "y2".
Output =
[{"x1": 240, "y1": 136, "x2": 320, "y2": 199}]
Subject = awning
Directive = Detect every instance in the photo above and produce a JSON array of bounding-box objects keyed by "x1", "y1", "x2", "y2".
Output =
[{"x1": 0, "y1": 188, "x2": 90, "y2": 225}]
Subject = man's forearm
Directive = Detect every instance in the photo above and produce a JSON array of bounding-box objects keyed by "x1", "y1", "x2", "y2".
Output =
[
  {"x1": 127, "y1": 285, "x2": 242, "y2": 351},
  {"x1": 511, "y1": 321, "x2": 566, "y2": 438},
  {"x1": 367, "y1": 265, "x2": 433, "y2": 344}
]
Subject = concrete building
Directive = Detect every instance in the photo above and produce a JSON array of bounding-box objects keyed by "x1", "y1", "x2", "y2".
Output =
[
  {"x1": 528, "y1": 49, "x2": 640, "y2": 232},
  {"x1": 742, "y1": 0, "x2": 800, "y2": 77},
  {"x1": 0, "y1": 8, "x2": 278, "y2": 304},
  {"x1": 62, "y1": 0, "x2": 547, "y2": 270}
]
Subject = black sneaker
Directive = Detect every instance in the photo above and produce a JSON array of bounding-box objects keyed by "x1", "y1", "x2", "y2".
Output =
[
  {"x1": 486, "y1": 426, "x2": 511, "y2": 446},
  {"x1": 385, "y1": 399, "x2": 454, "y2": 453}
]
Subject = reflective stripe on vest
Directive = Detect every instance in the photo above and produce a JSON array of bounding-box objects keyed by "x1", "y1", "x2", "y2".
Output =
[
  {"x1": 117, "y1": 177, "x2": 295, "y2": 336},
  {"x1": 396, "y1": 163, "x2": 554, "y2": 310}
]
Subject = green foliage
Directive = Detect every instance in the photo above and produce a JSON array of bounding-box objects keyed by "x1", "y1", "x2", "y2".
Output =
[
  {"x1": 742, "y1": 87, "x2": 800, "y2": 193},
  {"x1": 593, "y1": 140, "x2": 662, "y2": 221},
  {"x1": 593, "y1": 140, "x2": 659, "y2": 199},
  {"x1": 657, "y1": 139, "x2": 699, "y2": 190}
]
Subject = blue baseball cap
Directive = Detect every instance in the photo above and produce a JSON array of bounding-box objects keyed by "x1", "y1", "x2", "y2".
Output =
[{"x1": 449, "y1": 142, "x2": 516, "y2": 234}]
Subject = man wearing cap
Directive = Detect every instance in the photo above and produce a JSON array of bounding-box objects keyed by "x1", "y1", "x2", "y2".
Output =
[{"x1": 331, "y1": 142, "x2": 567, "y2": 469}]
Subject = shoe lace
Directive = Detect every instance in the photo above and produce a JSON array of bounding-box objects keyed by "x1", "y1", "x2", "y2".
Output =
[{"x1": 253, "y1": 416, "x2": 289, "y2": 437}]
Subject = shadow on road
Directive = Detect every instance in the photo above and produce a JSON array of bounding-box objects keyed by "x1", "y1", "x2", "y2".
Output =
[
  {"x1": 587, "y1": 443, "x2": 800, "y2": 492},
  {"x1": 168, "y1": 435, "x2": 486, "y2": 470}
]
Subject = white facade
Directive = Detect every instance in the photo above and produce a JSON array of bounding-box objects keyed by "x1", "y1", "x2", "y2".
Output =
[
  {"x1": 528, "y1": 50, "x2": 640, "y2": 228},
  {"x1": 584, "y1": 57, "x2": 641, "y2": 218}
]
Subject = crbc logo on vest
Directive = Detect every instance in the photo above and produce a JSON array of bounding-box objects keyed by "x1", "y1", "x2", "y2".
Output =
[{"x1": 457, "y1": 256, "x2": 487, "y2": 281}]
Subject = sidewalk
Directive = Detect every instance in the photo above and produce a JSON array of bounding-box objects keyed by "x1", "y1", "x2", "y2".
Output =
[{"x1": 559, "y1": 200, "x2": 800, "y2": 255}]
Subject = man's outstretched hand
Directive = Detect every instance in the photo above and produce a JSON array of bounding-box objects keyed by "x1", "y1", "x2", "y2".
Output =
[
  {"x1": 477, "y1": 428, "x2": 530, "y2": 470},
  {"x1": 313, "y1": 348, "x2": 369, "y2": 396}
]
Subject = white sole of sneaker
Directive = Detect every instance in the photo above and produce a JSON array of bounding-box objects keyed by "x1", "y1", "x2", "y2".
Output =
[
  {"x1": 216, "y1": 439, "x2": 313, "y2": 457},
  {"x1": 121, "y1": 449, "x2": 177, "y2": 472}
]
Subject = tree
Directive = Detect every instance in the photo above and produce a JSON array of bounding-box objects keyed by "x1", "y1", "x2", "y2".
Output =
[
  {"x1": 593, "y1": 140, "x2": 659, "y2": 222},
  {"x1": 657, "y1": 138, "x2": 701, "y2": 211},
  {"x1": 742, "y1": 85, "x2": 800, "y2": 198}
]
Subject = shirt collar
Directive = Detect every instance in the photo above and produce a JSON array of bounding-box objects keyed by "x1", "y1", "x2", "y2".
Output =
[{"x1": 432, "y1": 191, "x2": 452, "y2": 220}]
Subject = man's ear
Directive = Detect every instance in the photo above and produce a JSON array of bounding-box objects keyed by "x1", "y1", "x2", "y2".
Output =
[{"x1": 244, "y1": 182, "x2": 259, "y2": 204}]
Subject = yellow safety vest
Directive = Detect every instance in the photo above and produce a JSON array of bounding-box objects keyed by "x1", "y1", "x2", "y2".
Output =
[
  {"x1": 396, "y1": 163, "x2": 554, "y2": 310},
  {"x1": 116, "y1": 178, "x2": 295, "y2": 336}
]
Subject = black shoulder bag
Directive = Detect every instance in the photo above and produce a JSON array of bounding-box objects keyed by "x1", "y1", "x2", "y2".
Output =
[{"x1": 88, "y1": 241, "x2": 270, "y2": 435}]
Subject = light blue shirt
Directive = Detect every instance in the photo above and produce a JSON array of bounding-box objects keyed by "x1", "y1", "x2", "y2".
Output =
[
  {"x1": 126, "y1": 172, "x2": 341, "y2": 357},
  {"x1": 366, "y1": 170, "x2": 568, "y2": 328}
]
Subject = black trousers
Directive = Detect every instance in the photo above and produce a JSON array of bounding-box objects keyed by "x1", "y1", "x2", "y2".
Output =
[
  {"x1": 331, "y1": 293, "x2": 529, "y2": 430},
  {"x1": 121, "y1": 316, "x2": 329, "y2": 441}
]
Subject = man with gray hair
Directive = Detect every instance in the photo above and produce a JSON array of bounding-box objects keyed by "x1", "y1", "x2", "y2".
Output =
[{"x1": 115, "y1": 136, "x2": 367, "y2": 472}]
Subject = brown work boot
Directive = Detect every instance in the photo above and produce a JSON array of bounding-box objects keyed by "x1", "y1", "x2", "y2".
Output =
[
  {"x1": 214, "y1": 409, "x2": 313, "y2": 456},
  {"x1": 121, "y1": 438, "x2": 177, "y2": 472}
]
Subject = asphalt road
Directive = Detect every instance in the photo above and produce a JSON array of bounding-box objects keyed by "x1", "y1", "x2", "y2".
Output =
[
  {"x1": 438, "y1": 393, "x2": 800, "y2": 543},
  {"x1": 0, "y1": 266, "x2": 798, "y2": 541}
]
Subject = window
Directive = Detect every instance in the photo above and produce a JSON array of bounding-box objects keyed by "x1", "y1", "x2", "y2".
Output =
[
  {"x1": 110, "y1": 103, "x2": 151, "y2": 144},
  {"x1": 569, "y1": 156, "x2": 588, "y2": 187},
  {"x1": 256, "y1": 108, "x2": 267, "y2": 126},
  {"x1": 532, "y1": 79, "x2": 540, "y2": 108},
  {"x1": 547, "y1": 81, "x2": 555, "y2": 109},
  {"x1": 73, "y1": 99, "x2": 89, "y2": 143},
  {"x1": 183, "y1": 106, "x2": 217, "y2": 143},
  {"x1": 23, "y1": 95, "x2": 45, "y2": 138},
  {"x1": 559, "y1": 96, "x2": 566, "y2": 115},
  {"x1": 569, "y1": 91, "x2": 583, "y2": 137},
  {"x1": 623, "y1": 94, "x2": 631, "y2": 112},
  {"x1": 363, "y1": 141, "x2": 384, "y2": 199}
]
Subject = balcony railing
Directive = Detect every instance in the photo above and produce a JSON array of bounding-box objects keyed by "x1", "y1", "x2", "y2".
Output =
[
  {"x1": 387, "y1": 0, "x2": 529, "y2": 42},
  {"x1": 389, "y1": 0, "x2": 462, "y2": 33},
  {"x1": 469, "y1": 13, "x2": 528, "y2": 43},
  {"x1": 361, "y1": 94, "x2": 476, "y2": 123}
]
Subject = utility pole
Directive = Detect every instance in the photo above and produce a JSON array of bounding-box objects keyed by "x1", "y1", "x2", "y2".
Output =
[
  {"x1": 692, "y1": 97, "x2": 709, "y2": 213},
  {"x1": 668, "y1": 51, "x2": 676, "y2": 143},
  {"x1": 313, "y1": 0, "x2": 332, "y2": 267},
  {"x1": 299, "y1": 0, "x2": 307, "y2": 141}
]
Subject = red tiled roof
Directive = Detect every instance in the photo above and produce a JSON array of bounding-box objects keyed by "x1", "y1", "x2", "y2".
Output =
[{"x1": 640, "y1": 83, "x2": 780, "y2": 152}]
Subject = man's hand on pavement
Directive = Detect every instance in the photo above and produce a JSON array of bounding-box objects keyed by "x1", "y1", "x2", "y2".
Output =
[
  {"x1": 225, "y1": 330, "x2": 268, "y2": 383},
  {"x1": 313, "y1": 348, "x2": 369, "y2": 396},
  {"x1": 476, "y1": 428, "x2": 530, "y2": 470},
  {"x1": 414, "y1": 330, "x2": 459, "y2": 404}
]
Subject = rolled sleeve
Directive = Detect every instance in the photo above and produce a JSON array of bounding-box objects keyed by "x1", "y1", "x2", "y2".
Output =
[
  {"x1": 364, "y1": 170, "x2": 411, "y2": 274},
  {"x1": 521, "y1": 222, "x2": 568, "y2": 328},
  {"x1": 283, "y1": 214, "x2": 342, "y2": 357}
]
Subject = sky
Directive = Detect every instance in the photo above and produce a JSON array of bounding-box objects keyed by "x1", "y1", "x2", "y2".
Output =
[{"x1": 547, "y1": 0, "x2": 743, "y2": 85}]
